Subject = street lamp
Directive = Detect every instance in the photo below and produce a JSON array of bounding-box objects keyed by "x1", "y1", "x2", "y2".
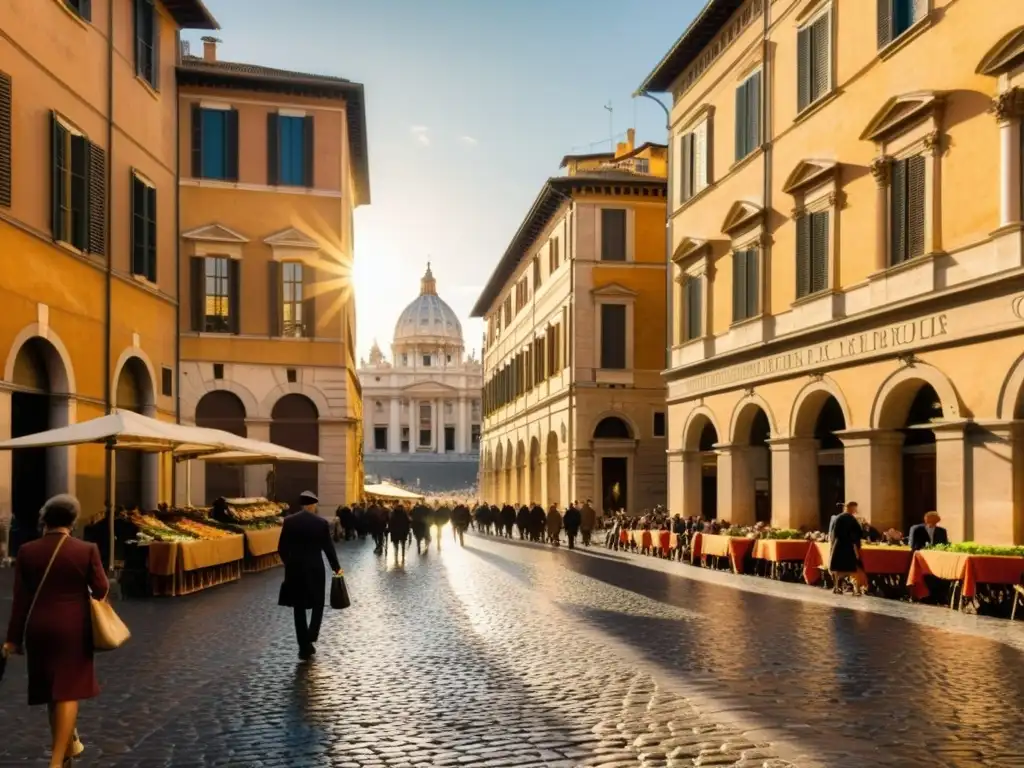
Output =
[{"x1": 633, "y1": 91, "x2": 673, "y2": 372}]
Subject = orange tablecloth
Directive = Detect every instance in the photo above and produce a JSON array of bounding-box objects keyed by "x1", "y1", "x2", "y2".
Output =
[
  {"x1": 803, "y1": 543, "x2": 913, "y2": 585},
  {"x1": 700, "y1": 534, "x2": 755, "y2": 573},
  {"x1": 628, "y1": 530, "x2": 678, "y2": 552},
  {"x1": 906, "y1": 550, "x2": 1024, "y2": 600},
  {"x1": 178, "y1": 535, "x2": 244, "y2": 572},
  {"x1": 752, "y1": 539, "x2": 811, "y2": 562},
  {"x1": 147, "y1": 542, "x2": 178, "y2": 576},
  {"x1": 244, "y1": 526, "x2": 282, "y2": 557}
]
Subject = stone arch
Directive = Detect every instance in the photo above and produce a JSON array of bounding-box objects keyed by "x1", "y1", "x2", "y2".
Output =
[
  {"x1": 728, "y1": 394, "x2": 776, "y2": 525},
  {"x1": 871, "y1": 364, "x2": 962, "y2": 430},
  {"x1": 113, "y1": 356, "x2": 156, "y2": 411},
  {"x1": 113, "y1": 355, "x2": 158, "y2": 511},
  {"x1": 790, "y1": 378, "x2": 852, "y2": 437},
  {"x1": 997, "y1": 350, "x2": 1024, "y2": 420},
  {"x1": 196, "y1": 391, "x2": 248, "y2": 502},
  {"x1": 545, "y1": 431, "x2": 560, "y2": 507},
  {"x1": 729, "y1": 394, "x2": 779, "y2": 444},
  {"x1": 592, "y1": 412, "x2": 637, "y2": 440},
  {"x1": 111, "y1": 347, "x2": 158, "y2": 409},
  {"x1": 181, "y1": 378, "x2": 259, "y2": 422},
  {"x1": 515, "y1": 439, "x2": 527, "y2": 504},
  {"x1": 529, "y1": 436, "x2": 541, "y2": 504},
  {"x1": 259, "y1": 382, "x2": 331, "y2": 420},
  {"x1": 682, "y1": 406, "x2": 723, "y2": 451},
  {"x1": 270, "y1": 394, "x2": 320, "y2": 508},
  {"x1": 4, "y1": 323, "x2": 76, "y2": 394}
]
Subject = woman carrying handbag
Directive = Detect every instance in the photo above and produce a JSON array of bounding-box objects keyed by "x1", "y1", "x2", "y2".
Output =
[{"x1": 3, "y1": 495, "x2": 112, "y2": 768}]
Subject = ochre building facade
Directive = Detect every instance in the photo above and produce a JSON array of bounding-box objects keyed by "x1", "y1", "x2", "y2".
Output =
[
  {"x1": 175, "y1": 38, "x2": 369, "y2": 509},
  {"x1": 474, "y1": 134, "x2": 669, "y2": 516},
  {"x1": 0, "y1": 0, "x2": 216, "y2": 534},
  {"x1": 640, "y1": 0, "x2": 1024, "y2": 543}
]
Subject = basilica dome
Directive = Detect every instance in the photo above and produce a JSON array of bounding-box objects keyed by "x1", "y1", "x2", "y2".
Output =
[{"x1": 393, "y1": 263, "x2": 464, "y2": 347}]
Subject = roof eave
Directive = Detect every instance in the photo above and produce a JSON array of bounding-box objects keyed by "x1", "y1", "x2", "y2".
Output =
[{"x1": 163, "y1": 0, "x2": 219, "y2": 30}]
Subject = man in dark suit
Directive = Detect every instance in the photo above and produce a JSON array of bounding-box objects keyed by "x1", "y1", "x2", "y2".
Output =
[
  {"x1": 908, "y1": 511, "x2": 949, "y2": 551},
  {"x1": 278, "y1": 491, "x2": 341, "y2": 660}
]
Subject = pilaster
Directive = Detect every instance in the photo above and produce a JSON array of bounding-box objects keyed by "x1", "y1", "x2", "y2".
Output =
[
  {"x1": 767, "y1": 437, "x2": 820, "y2": 530},
  {"x1": 715, "y1": 443, "x2": 754, "y2": 526}
]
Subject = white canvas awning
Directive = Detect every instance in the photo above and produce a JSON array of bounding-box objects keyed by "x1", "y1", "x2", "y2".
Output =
[
  {"x1": 364, "y1": 481, "x2": 424, "y2": 501},
  {"x1": 197, "y1": 436, "x2": 323, "y2": 464}
]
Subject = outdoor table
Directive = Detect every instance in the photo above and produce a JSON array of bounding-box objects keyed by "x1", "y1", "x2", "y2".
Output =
[
  {"x1": 700, "y1": 534, "x2": 755, "y2": 573},
  {"x1": 145, "y1": 536, "x2": 244, "y2": 596},
  {"x1": 242, "y1": 525, "x2": 283, "y2": 572},
  {"x1": 803, "y1": 542, "x2": 913, "y2": 586},
  {"x1": 690, "y1": 531, "x2": 703, "y2": 562},
  {"x1": 751, "y1": 539, "x2": 811, "y2": 579},
  {"x1": 906, "y1": 550, "x2": 1024, "y2": 608}
]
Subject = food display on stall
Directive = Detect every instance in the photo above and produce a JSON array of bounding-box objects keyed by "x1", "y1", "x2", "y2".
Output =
[
  {"x1": 128, "y1": 511, "x2": 198, "y2": 543},
  {"x1": 211, "y1": 497, "x2": 286, "y2": 530}
]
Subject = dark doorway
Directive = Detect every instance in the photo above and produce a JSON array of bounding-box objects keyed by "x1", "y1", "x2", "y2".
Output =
[
  {"x1": 750, "y1": 410, "x2": 771, "y2": 524},
  {"x1": 900, "y1": 384, "x2": 940, "y2": 533},
  {"x1": 196, "y1": 390, "x2": 248, "y2": 503},
  {"x1": 445, "y1": 426, "x2": 455, "y2": 452},
  {"x1": 698, "y1": 420, "x2": 718, "y2": 519},
  {"x1": 601, "y1": 456, "x2": 628, "y2": 513},
  {"x1": 270, "y1": 394, "x2": 319, "y2": 510},
  {"x1": 114, "y1": 359, "x2": 151, "y2": 510},
  {"x1": 814, "y1": 396, "x2": 847, "y2": 531}
]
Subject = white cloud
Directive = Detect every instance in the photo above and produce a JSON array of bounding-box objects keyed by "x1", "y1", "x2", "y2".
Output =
[
  {"x1": 458, "y1": 135, "x2": 479, "y2": 146},
  {"x1": 410, "y1": 125, "x2": 431, "y2": 147}
]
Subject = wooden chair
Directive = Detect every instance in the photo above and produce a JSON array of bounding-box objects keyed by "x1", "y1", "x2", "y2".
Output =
[{"x1": 1012, "y1": 584, "x2": 1024, "y2": 621}]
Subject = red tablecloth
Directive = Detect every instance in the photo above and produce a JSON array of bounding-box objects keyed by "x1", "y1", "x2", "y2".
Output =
[
  {"x1": 700, "y1": 534, "x2": 755, "y2": 574},
  {"x1": 906, "y1": 550, "x2": 1024, "y2": 600},
  {"x1": 752, "y1": 539, "x2": 811, "y2": 562},
  {"x1": 690, "y1": 532, "x2": 703, "y2": 561},
  {"x1": 803, "y1": 542, "x2": 913, "y2": 585}
]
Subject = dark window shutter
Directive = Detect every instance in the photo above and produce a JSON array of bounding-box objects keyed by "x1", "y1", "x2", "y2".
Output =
[
  {"x1": 601, "y1": 208, "x2": 626, "y2": 261},
  {"x1": 228, "y1": 258, "x2": 241, "y2": 334},
  {"x1": 811, "y1": 211, "x2": 829, "y2": 293},
  {"x1": 131, "y1": 175, "x2": 142, "y2": 275},
  {"x1": 796, "y1": 214, "x2": 811, "y2": 298},
  {"x1": 70, "y1": 134, "x2": 88, "y2": 250},
  {"x1": 679, "y1": 133, "x2": 689, "y2": 202},
  {"x1": 735, "y1": 80, "x2": 747, "y2": 160},
  {"x1": 797, "y1": 26, "x2": 812, "y2": 112},
  {"x1": 746, "y1": 248, "x2": 759, "y2": 318},
  {"x1": 811, "y1": 14, "x2": 829, "y2": 102},
  {"x1": 732, "y1": 251, "x2": 746, "y2": 322},
  {"x1": 190, "y1": 257, "x2": 204, "y2": 331},
  {"x1": 688, "y1": 277, "x2": 702, "y2": 340},
  {"x1": 87, "y1": 142, "x2": 105, "y2": 255},
  {"x1": 890, "y1": 158, "x2": 907, "y2": 264},
  {"x1": 748, "y1": 74, "x2": 760, "y2": 154},
  {"x1": 51, "y1": 113, "x2": 65, "y2": 240},
  {"x1": 600, "y1": 304, "x2": 626, "y2": 369},
  {"x1": 878, "y1": 0, "x2": 893, "y2": 49},
  {"x1": 134, "y1": 0, "x2": 144, "y2": 77},
  {"x1": 0, "y1": 72, "x2": 10, "y2": 208},
  {"x1": 79, "y1": 0, "x2": 92, "y2": 20},
  {"x1": 145, "y1": 183, "x2": 157, "y2": 281},
  {"x1": 907, "y1": 154, "x2": 926, "y2": 259},
  {"x1": 267, "y1": 113, "x2": 279, "y2": 185},
  {"x1": 268, "y1": 260, "x2": 282, "y2": 336},
  {"x1": 151, "y1": 10, "x2": 160, "y2": 90},
  {"x1": 303, "y1": 115, "x2": 314, "y2": 187},
  {"x1": 302, "y1": 264, "x2": 316, "y2": 338},
  {"x1": 191, "y1": 104, "x2": 202, "y2": 178},
  {"x1": 225, "y1": 109, "x2": 239, "y2": 182}
]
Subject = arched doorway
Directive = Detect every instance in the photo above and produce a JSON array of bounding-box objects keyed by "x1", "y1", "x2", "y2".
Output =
[
  {"x1": 792, "y1": 388, "x2": 848, "y2": 532},
  {"x1": 482, "y1": 448, "x2": 493, "y2": 501},
  {"x1": 897, "y1": 384, "x2": 941, "y2": 535},
  {"x1": 504, "y1": 440, "x2": 513, "y2": 504},
  {"x1": 270, "y1": 394, "x2": 319, "y2": 510},
  {"x1": 529, "y1": 437, "x2": 541, "y2": 503},
  {"x1": 515, "y1": 440, "x2": 526, "y2": 505},
  {"x1": 196, "y1": 391, "x2": 247, "y2": 502},
  {"x1": 9, "y1": 337, "x2": 70, "y2": 554},
  {"x1": 494, "y1": 443, "x2": 504, "y2": 503},
  {"x1": 683, "y1": 413, "x2": 719, "y2": 519},
  {"x1": 545, "y1": 431, "x2": 560, "y2": 507},
  {"x1": 114, "y1": 357, "x2": 155, "y2": 510},
  {"x1": 594, "y1": 416, "x2": 633, "y2": 515},
  {"x1": 814, "y1": 398, "x2": 847, "y2": 531},
  {"x1": 732, "y1": 403, "x2": 772, "y2": 525}
]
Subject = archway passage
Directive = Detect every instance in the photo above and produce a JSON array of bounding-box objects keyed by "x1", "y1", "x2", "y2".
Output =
[
  {"x1": 748, "y1": 410, "x2": 772, "y2": 524},
  {"x1": 494, "y1": 444, "x2": 504, "y2": 503},
  {"x1": 697, "y1": 420, "x2": 719, "y2": 520},
  {"x1": 196, "y1": 391, "x2": 248, "y2": 503},
  {"x1": 898, "y1": 383, "x2": 941, "y2": 536},
  {"x1": 114, "y1": 357, "x2": 154, "y2": 510},
  {"x1": 529, "y1": 438, "x2": 541, "y2": 504},
  {"x1": 814, "y1": 397, "x2": 847, "y2": 532},
  {"x1": 545, "y1": 432, "x2": 560, "y2": 507},
  {"x1": 594, "y1": 416, "x2": 633, "y2": 514},
  {"x1": 9, "y1": 338, "x2": 68, "y2": 555},
  {"x1": 515, "y1": 441, "x2": 526, "y2": 505},
  {"x1": 270, "y1": 394, "x2": 320, "y2": 510}
]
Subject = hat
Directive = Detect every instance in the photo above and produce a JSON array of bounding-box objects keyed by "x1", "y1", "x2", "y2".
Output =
[{"x1": 299, "y1": 491, "x2": 319, "y2": 505}]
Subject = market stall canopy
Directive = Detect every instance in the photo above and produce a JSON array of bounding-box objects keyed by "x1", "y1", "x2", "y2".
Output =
[
  {"x1": 0, "y1": 409, "x2": 240, "y2": 455},
  {"x1": 364, "y1": 481, "x2": 424, "y2": 501},
  {"x1": 196, "y1": 436, "x2": 323, "y2": 464}
]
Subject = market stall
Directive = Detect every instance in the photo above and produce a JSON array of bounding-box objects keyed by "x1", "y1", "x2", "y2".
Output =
[
  {"x1": 211, "y1": 497, "x2": 286, "y2": 572},
  {"x1": 364, "y1": 481, "x2": 425, "y2": 502}
]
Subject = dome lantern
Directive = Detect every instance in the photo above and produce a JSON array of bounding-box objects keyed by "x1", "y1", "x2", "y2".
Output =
[{"x1": 392, "y1": 262, "x2": 464, "y2": 358}]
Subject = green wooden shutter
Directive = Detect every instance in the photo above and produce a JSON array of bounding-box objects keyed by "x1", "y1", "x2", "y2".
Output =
[
  {"x1": 0, "y1": 72, "x2": 11, "y2": 208},
  {"x1": 811, "y1": 13, "x2": 830, "y2": 102},
  {"x1": 688, "y1": 277, "x2": 702, "y2": 340},
  {"x1": 907, "y1": 154, "x2": 926, "y2": 259},
  {"x1": 191, "y1": 104, "x2": 202, "y2": 178},
  {"x1": 303, "y1": 115, "x2": 315, "y2": 187},
  {"x1": 732, "y1": 251, "x2": 745, "y2": 322},
  {"x1": 735, "y1": 80, "x2": 748, "y2": 161},
  {"x1": 79, "y1": 0, "x2": 92, "y2": 20},
  {"x1": 878, "y1": 0, "x2": 893, "y2": 49},
  {"x1": 134, "y1": 0, "x2": 145, "y2": 78},
  {"x1": 151, "y1": 9, "x2": 160, "y2": 90},
  {"x1": 268, "y1": 261, "x2": 282, "y2": 337},
  {"x1": 87, "y1": 142, "x2": 105, "y2": 255},
  {"x1": 131, "y1": 175, "x2": 142, "y2": 274},
  {"x1": 51, "y1": 113, "x2": 66, "y2": 241},
  {"x1": 302, "y1": 264, "x2": 317, "y2": 338},
  {"x1": 225, "y1": 109, "x2": 239, "y2": 182},
  {"x1": 749, "y1": 73, "x2": 761, "y2": 153},
  {"x1": 890, "y1": 158, "x2": 907, "y2": 264},
  {"x1": 70, "y1": 134, "x2": 88, "y2": 250},
  {"x1": 267, "y1": 113, "x2": 279, "y2": 185},
  {"x1": 811, "y1": 211, "x2": 829, "y2": 293},
  {"x1": 145, "y1": 183, "x2": 156, "y2": 281},
  {"x1": 746, "y1": 248, "x2": 759, "y2": 318},
  {"x1": 228, "y1": 258, "x2": 241, "y2": 334},
  {"x1": 796, "y1": 214, "x2": 811, "y2": 298},
  {"x1": 190, "y1": 257, "x2": 204, "y2": 331},
  {"x1": 797, "y1": 26, "x2": 811, "y2": 112}
]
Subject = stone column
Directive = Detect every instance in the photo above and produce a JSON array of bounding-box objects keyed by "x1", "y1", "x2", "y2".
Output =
[
  {"x1": 837, "y1": 428, "x2": 904, "y2": 533},
  {"x1": 408, "y1": 399, "x2": 416, "y2": 453},
  {"x1": 968, "y1": 422, "x2": 1023, "y2": 545},
  {"x1": 715, "y1": 444, "x2": 754, "y2": 526},
  {"x1": 435, "y1": 398, "x2": 443, "y2": 454},
  {"x1": 244, "y1": 420, "x2": 272, "y2": 499},
  {"x1": 995, "y1": 90, "x2": 1023, "y2": 227},
  {"x1": 456, "y1": 397, "x2": 467, "y2": 454},
  {"x1": 767, "y1": 437, "x2": 819, "y2": 530},
  {"x1": 933, "y1": 421, "x2": 969, "y2": 543},
  {"x1": 870, "y1": 157, "x2": 891, "y2": 273},
  {"x1": 388, "y1": 398, "x2": 400, "y2": 453}
]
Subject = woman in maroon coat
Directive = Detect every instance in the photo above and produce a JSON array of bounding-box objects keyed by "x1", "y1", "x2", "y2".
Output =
[{"x1": 3, "y1": 495, "x2": 109, "y2": 768}]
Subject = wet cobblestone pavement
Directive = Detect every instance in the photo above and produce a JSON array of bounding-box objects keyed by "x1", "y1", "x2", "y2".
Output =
[{"x1": 0, "y1": 531, "x2": 1022, "y2": 767}]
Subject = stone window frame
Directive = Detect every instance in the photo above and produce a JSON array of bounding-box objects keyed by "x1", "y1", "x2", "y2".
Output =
[
  {"x1": 721, "y1": 201, "x2": 766, "y2": 328},
  {"x1": 591, "y1": 283, "x2": 637, "y2": 385},
  {"x1": 671, "y1": 237, "x2": 711, "y2": 346},
  {"x1": 594, "y1": 205, "x2": 635, "y2": 263},
  {"x1": 783, "y1": 159, "x2": 841, "y2": 302},
  {"x1": 794, "y1": 0, "x2": 836, "y2": 116}
]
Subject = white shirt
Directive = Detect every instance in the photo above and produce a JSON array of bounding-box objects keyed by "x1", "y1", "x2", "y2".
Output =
[{"x1": 925, "y1": 525, "x2": 936, "y2": 543}]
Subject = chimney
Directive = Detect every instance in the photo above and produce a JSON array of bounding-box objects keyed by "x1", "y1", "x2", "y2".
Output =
[
  {"x1": 626, "y1": 128, "x2": 636, "y2": 151},
  {"x1": 201, "y1": 36, "x2": 220, "y2": 62}
]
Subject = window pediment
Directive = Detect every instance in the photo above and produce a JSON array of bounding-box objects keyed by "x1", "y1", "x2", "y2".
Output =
[
  {"x1": 182, "y1": 223, "x2": 249, "y2": 243},
  {"x1": 860, "y1": 91, "x2": 944, "y2": 144},
  {"x1": 721, "y1": 200, "x2": 764, "y2": 237},
  {"x1": 977, "y1": 26, "x2": 1024, "y2": 77},
  {"x1": 794, "y1": 0, "x2": 830, "y2": 25},
  {"x1": 671, "y1": 236, "x2": 709, "y2": 265},
  {"x1": 677, "y1": 103, "x2": 715, "y2": 133},
  {"x1": 264, "y1": 227, "x2": 320, "y2": 249},
  {"x1": 591, "y1": 282, "x2": 638, "y2": 299},
  {"x1": 782, "y1": 159, "x2": 839, "y2": 195}
]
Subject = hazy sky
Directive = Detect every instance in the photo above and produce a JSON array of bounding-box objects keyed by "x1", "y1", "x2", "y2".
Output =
[{"x1": 183, "y1": 0, "x2": 703, "y2": 361}]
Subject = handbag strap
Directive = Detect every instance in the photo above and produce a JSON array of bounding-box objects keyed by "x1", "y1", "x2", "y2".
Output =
[{"x1": 22, "y1": 534, "x2": 67, "y2": 648}]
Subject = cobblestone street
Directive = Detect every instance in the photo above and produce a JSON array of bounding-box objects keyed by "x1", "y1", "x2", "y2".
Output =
[{"x1": 1, "y1": 532, "x2": 1023, "y2": 768}]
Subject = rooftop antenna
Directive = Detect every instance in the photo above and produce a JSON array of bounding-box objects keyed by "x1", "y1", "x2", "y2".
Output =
[{"x1": 604, "y1": 101, "x2": 614, "y2": 151}]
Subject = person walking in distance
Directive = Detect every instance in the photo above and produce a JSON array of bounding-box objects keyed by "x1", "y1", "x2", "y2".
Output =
[
  {"x1": 388, "y1": 502, "x2": 411, "y2": 562},
  {"x1": 563, "y1": 502, "x2": 581, "y2": 550},
  {"x1": 277, "y1": 492, "x2": 342, "y2": 661},
  {"x1": 579, "y1": 499, "x2": 597, "y2": 547},
  {"x1": 451, "y1": 502, "x2": 471, "y2": 547}
]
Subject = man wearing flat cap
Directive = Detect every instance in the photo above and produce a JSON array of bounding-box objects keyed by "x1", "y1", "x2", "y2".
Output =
[{"x1": 277, "y1": 491, "x2": 341, "y2": 660}]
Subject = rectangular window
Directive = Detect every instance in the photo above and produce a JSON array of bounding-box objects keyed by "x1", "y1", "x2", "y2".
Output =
[
  {"x1": 798, "y1": 9, "x2": 832, "y2": 112},
  {"x1": 878, "y1": 0, "x2": 918, "y2": 49},
  {"x1": 532, "y1": 256, "x2": 542, "y2": 289},
  {"x1": 890, "y1": 155, "x2": 926, "y2": 265},
  {"x1": 735, "y1": 71, "x2": 761, "y2": 161},
  {"x1": 445, "y1": 426, "x2": 455, "y2": 452},
  {"x1": 653, "y1": 412, "x2": 666, "y2": 438},
  {"x1": 634, "y1": 157, "x2": 650, "y2": 174},
  {"x1": 796, "y1": 211, "x2": 830, "y2": 298},
  {"x1": 131, "y1": 173, "x2": 157, "y2": 282},
  {"x1": 503, "y1": 296, "x2": 512, "y2": 326},
  {"x1": 422, "y1": 354, "x2": 431, "y2": 367},
  {"x1": 213, "y1": 363, "x2": 224, "y2": 379},
  {"x1": 65, "y1": 0, "x2": 92, "y2": 20},
  {"x1": 161, "y1": 366, "x2": 173, "y2": 397},
  {"x1": 732, "y1": 249, "x2": 759, "y2": 322},
  {"x1": 683, "y1": 276, "x2": 703, "y2": 342},
  {"x1": 549, "y1": 237, "x2": 560, "y2": 272},
  {"x1": 0, "y1": 72, "x2": 11, "y2": 208},
  {"x1": 134, "y1": 0, "x2": 159, "y2": 89},
  {"x1": 471, "y1": 424, "x2": 481, "y2": 450},
  {"x1": 282, "y1": 262, "x2": 304, "y2": 337},
  {"x1": 374, "y1": 427, "x2": 388, "y2": 451},
  {"x1": 192, "y1": 106, "x2": 239, "y2": 181},
  {"x1": 203, "y1": 256, "x2": 232, "y2": 332},
  {"x1": 600, "y1": 303, "x2": 627, "y2": 370},
  {"x1": 679, "y1": 119, "x2": 709, "y2": 203},
  {"x1": 601, "y1": 208, "x2": 627, "y2": 261},
  {"x1": 268, "y1": 114, "x2": 313, "y2": 187},
  {"x1": 51, "y1": 117, "x2": 89, "y2": 251},
  {"x1": 419, "y1": 403, "x2": 432, "y2": 448},
  {"x1": 286, "y1": 368, "x2": 297, "y2": 383}
]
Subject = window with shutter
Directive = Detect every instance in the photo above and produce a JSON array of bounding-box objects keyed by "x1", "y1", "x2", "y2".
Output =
[
  {"x1": 732, "y1": 249, "x2": 759, "y2": 321},
  {"x1": 679, "y1": 133, "x2": 691, "y2": 203},
  {"x1": 684, "y1": 276, "x2": 703, "y2": 342},
  {"x1": 735, "y1": 73, "x2": 760, "y2": 161},
  {"x1": 131, "y1": 174, "x2": 157, "y2": 282},
  {"x1": 65, "y1": 0, "x2": 92, "y2": 21},
  {"x1": 601, "y1": 208, "x2": 627, "y2": 261},
  {"x1": 890, "y1": 158, "x2": 907, "y2": 264},
  {"x1": 203, "y1": 256, "x2": 232, "y2": 332},
  {"x1": 600, "y1": 304, "x2": 627, "y2": 370},
  {"x1": 0, "y1": 72, "x2": 10, "y2": 208},
  {"x1": 799, "y1": 10, "x2": 832, "y2": 112},
  {"x1": 533, "y1": 256, "x2": 541, "y2": 289},
  {"x1": 196, "y1": 107, "x2": 239, "y2": 180},
  {"x1": 795, "y1": 215, "x2": 811, "y2": 298},
  {"x1": 694, "y1": 120, "x2": 708, "y2": 191},
  {"x1": 282, "y1": 262, "x2": 304, "y2": 337},
  {"x1": 889, "y1": 156, "x2": 925, "y2": 264},
  {"x1": 87, "y1": 142, "x2": 106, "y2": 255},
  {"x1": 51, "y1": 116, "x2": 90, "y2": 251},
  {"x1": 878, "y1": 0, "x2": 917, "y2": 49},
  {"x1": 810, "y1": 210, "x2": 829, "y2": 293},
  {"x1": 134, "y1": 0, "x2": 159, "y2": 89}
]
